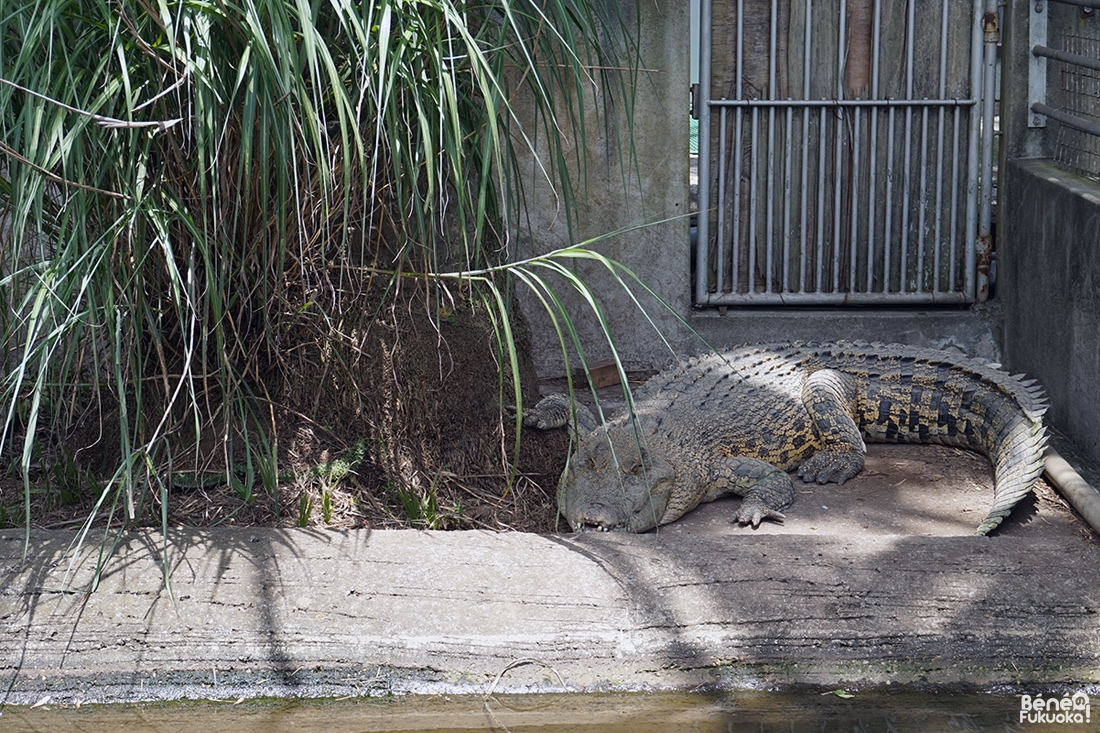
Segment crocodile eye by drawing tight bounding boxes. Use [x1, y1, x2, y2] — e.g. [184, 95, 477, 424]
[627, 448, 650, 475]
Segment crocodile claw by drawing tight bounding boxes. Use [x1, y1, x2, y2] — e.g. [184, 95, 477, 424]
[734, 500, 786, 528]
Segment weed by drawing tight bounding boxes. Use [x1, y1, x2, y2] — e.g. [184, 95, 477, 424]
[296, 493, 313, 528]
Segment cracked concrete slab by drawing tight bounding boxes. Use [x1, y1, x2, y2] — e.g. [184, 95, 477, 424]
[2, 444, 1099, 704]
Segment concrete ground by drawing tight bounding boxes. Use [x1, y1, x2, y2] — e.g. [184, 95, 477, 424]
[2, 443, 1100, 705]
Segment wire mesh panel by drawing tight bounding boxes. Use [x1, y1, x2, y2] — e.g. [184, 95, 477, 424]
[1051, 27, 1100, 176]
[695, 0, 986, 305]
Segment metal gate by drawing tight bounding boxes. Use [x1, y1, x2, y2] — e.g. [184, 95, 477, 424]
[693, 0, 998, 305]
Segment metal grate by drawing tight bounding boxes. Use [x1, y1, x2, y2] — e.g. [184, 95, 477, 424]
[1029, 1, 1100, 179]
[694, 0, 995, 306]
[1053, 31, 1100, 177]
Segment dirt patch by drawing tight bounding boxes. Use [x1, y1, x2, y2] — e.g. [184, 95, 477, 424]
[0, 288, 571, 534]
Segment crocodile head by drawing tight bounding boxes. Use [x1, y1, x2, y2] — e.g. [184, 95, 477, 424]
[559, 430, 677, 533]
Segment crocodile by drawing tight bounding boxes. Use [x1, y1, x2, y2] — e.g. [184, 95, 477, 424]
[524, 342, 1048, 535]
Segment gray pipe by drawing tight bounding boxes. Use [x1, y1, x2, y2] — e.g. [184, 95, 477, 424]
[1045, 449, 1100, 535]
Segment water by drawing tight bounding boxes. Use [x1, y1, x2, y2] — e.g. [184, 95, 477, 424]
[3, 690, 1090, 733]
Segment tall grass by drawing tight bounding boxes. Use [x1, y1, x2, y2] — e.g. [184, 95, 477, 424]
[0, 0, 639, 548]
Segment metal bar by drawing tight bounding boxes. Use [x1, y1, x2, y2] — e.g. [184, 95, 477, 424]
[950, 106, 962, 289]
[733, 108, 744, 290]
[750, 107, 759, 292]
[1043, 0, 1100, 8]
[976, 0, 998, 301]
[736, 0, 745, 291]
[884, 106, 895, 292]
[708, 98, 978, 108]
[933, 109, 946, 292]
[800, 0, 813, 293]
[900, 0, 916, 293]
[736, 0, 744, 99]
[933, 0, 949, 293]
[717, 105, 728, 294]
[849, 108, 861, 292]
[867, 0, 882, 292]
[1032, 102, 1100, 137]
[867, 110, 878, 292]
[1032, 44, 1100, 74]
[833, 0, 847, 292]
[1030, 2, 1049, 127]
[917, 106, 929, 292]
[964, 0, 982, 302]
[783, 107, 793, 293]
[694, 0, 713, 302]
[700, 290, 973, 306]
[833, 113, 844, 292]
[816, 107, 827, 292]
[766, 0, 778, 293]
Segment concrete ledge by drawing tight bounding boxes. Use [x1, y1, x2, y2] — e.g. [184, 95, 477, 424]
[688, 306, 1003, 362]
[3, 446, 1100, 704]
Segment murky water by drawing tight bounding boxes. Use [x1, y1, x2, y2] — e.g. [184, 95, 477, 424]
[0, 690, 1088, 732]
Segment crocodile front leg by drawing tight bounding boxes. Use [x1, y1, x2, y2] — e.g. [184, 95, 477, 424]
[797, 368, 867, 484]
[521, 393, 598, 435]
[663, 456, 794, 528]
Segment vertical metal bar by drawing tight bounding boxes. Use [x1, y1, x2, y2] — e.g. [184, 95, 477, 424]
[1030, 0, 1048, 128]
[867, 0, 882, 292]
[737, 0, 746, 291]
[833, 112, 844, 292]
[976, 0, 998, 301]
[816, 107, 827, 292]
[884, 106, 895, 293]
[783, 107, 793, 293]
[737, 0, 744, 99]
[695, 0, 713, 302]
[717, 105, 728, 294]
[917, 106, 929, 292]
[867, 110, 878, 292]
[933, 0, 950, 293]
[964, 0, 983, 301]
[832, 0, 847, 292]
[766, 0, 779, 293]
[733, 108, 744, 290]
[950, 106, 962, 289]
[899, 0, 915, 293]
[800, 0, 814, 292]
[750, 107, 760, 292]
[849, 108, 861, 291]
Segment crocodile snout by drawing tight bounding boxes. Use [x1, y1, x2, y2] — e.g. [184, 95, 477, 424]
[569, 503, 625, 532]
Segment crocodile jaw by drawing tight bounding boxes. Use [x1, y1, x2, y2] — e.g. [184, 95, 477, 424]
[559, 437, 676, 533]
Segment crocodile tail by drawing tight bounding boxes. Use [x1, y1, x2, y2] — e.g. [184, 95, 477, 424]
[814, 342, 1049, 534]
[975, 376, 1049, 535]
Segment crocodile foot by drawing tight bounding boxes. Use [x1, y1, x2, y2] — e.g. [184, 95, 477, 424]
[797, 449, 865, 484]
[734, 498, 786, 528]
[520, 393, 573, 430]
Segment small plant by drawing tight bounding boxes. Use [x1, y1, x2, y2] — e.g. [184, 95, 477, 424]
[296, 493, 313, 528]
[309, 440, 366, 487]
[321, 490, 333, 524]
[229, 472, 254, 505]
[47, 450, 85, 506]
[395, 485, 440, 529]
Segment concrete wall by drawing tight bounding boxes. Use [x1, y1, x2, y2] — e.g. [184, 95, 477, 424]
[999, 160, 1100, 464]
[998, 0, 1100, 465]
[512, 0, 695, 375]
